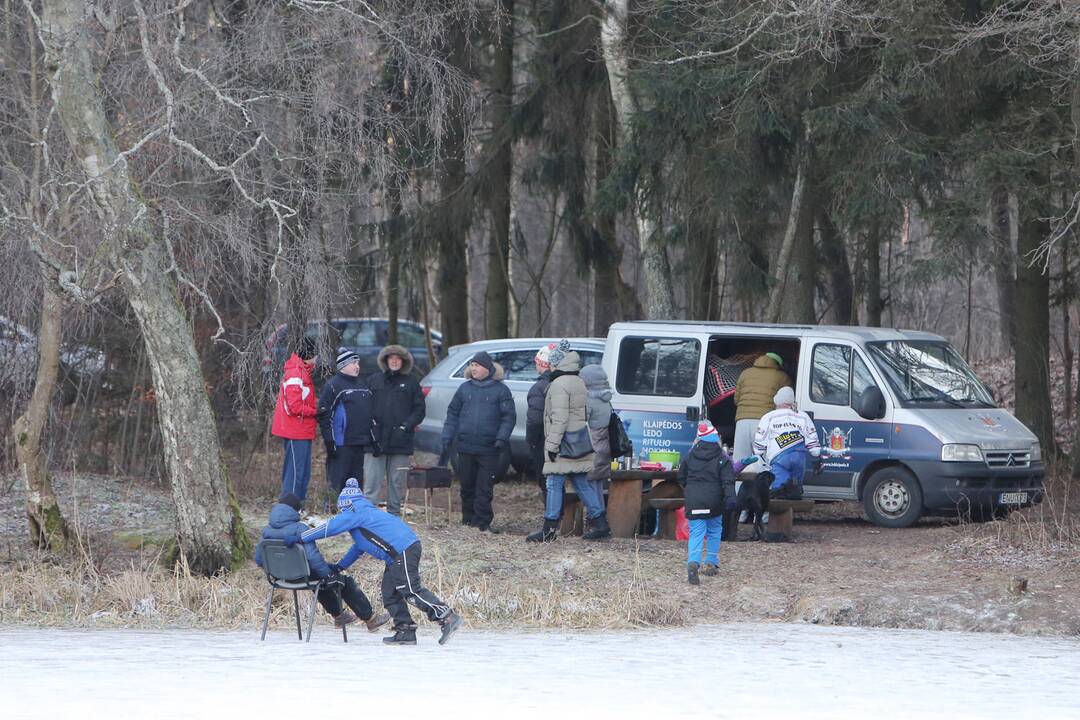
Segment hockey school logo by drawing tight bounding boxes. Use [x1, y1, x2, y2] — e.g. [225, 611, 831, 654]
[823, 427, 853, 460]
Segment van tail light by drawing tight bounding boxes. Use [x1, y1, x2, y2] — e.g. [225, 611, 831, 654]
[421, 385, 431, 397]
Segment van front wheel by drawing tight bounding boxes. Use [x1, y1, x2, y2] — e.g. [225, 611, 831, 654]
[863, 467, 923, 528]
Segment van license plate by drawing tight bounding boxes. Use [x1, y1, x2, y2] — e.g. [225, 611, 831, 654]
[999, 492, 1028, 505]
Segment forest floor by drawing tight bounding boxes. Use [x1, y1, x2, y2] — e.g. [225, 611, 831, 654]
[1, 468, 1079, 637]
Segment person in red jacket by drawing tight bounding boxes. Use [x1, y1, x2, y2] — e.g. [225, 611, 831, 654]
[271, 338, 319, 502]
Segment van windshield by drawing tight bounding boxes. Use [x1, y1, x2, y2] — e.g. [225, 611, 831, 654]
[867, 340, 994, 408]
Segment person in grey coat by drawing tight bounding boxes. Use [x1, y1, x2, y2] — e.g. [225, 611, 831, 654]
[580, 364, 613, 497]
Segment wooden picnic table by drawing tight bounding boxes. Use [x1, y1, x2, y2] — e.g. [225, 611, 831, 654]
[608, 469, 680, 538]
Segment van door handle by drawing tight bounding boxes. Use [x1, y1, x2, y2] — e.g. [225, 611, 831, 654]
[686, 406, 699, 421]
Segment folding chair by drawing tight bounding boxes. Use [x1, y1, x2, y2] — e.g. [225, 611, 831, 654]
[257, 539, 347, 643]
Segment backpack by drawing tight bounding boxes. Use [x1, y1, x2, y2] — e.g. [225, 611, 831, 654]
[607, 412, 633, 458]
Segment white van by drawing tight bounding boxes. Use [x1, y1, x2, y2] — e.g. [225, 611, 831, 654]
[602, 321, 1045, 527]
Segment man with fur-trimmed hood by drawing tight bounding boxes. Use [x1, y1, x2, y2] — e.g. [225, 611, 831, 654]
[365, 345, 426, 516]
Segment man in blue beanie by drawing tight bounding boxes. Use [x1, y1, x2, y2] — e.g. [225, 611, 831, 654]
[296, 479, 463, 646]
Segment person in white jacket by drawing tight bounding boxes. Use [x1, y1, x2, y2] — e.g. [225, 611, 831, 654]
[753, 387, 821, 499]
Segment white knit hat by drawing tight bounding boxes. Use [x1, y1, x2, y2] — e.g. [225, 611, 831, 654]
[773, 386, 796, 407]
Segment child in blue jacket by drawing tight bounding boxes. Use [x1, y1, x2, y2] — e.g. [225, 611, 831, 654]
[297, 479, 462, 646]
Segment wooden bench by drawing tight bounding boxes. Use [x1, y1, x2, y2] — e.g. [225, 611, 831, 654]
[765, 499, 815, 541]
[608, 470, 680, 538]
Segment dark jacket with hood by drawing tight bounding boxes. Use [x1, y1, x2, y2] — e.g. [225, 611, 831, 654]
[442, 363, 516, 456]
[316, 371, 376, 448]
[677, 442, 737, 520]
[525, 371, 553, 450]
[367, 345, 426, 455]
[254, 503, 332, 578]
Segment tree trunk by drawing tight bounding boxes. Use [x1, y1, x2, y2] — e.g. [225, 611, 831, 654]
[591, 85, 640, 330]
[989, 186, 1016, 353]
[865, 223, 884, 327]
[385, 182, 403, 345]
[767, 140, 810, 323]
[13, 278, 71, 552]
[1014, 209, 1055, 454]
[818, 209, 857, 325]
[600, 0, 675, 320]
[435, 25, 472, 347]
[39, 0, 248, 574]
[484, 0, 513, 340]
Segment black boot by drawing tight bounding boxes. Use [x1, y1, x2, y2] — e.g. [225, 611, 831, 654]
[582, 513, 611, 540]
[438, 612, 463, 645]
[687, 562, 700, 586]
[382, 624, 417, 646]
[526, 519, 559, 543]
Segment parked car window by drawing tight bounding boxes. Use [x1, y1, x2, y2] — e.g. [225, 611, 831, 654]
[450, 346, 604, 381]
[339, 320, 377, 347]
[811, 344, 852, 405]
[616, 337, 700, 397]
[396, 323, 428, 348]
[851, 353, 878, 408]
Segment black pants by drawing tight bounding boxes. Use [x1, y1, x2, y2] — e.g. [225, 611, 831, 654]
[455, 452, 499, 527]
[529, 442, 547, 499]
[329, 445, 366, 494]
[381, 542, 452, 629]
[316, 573, 374, 621]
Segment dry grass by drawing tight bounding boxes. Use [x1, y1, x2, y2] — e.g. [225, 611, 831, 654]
[0, 484, 684, 631]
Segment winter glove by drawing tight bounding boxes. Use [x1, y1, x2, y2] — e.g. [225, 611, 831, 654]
[494, 439, 509, 451]
[282, 530, 301, 547]
[324, 440, 337, 459]
[547, 451, 557, 463]
[327, 563, 343, 576]
[813, 457, 824, 474]
[438, 441, 452, 467]
[724, 497, 738, 512]
[372, 443, 383, 459]
[739, 456, 758, 467]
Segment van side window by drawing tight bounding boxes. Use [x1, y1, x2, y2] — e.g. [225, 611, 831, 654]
[811, 344, 852, 405]
[851, 353, 877, 409]
[616, 337, 700, 397]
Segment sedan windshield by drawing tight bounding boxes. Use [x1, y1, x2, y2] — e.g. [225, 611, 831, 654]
[867, 340, 994, 408]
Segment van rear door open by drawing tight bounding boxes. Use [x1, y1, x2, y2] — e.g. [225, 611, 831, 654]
[609, 334, 704, 461]
[800, 338, 893, 499]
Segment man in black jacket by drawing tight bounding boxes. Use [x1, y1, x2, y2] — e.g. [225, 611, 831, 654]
[677, 421, 737, 585]
[525, 343, 556, 500]
[440, 351, 516, 531]
[317, 349, 377, 495]
[365, 345, 426, 516]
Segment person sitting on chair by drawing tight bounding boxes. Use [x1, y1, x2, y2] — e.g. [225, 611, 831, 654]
[297, 479, 463, 647]
[752, 387, 821, 499]
[255, 492, 389, 632]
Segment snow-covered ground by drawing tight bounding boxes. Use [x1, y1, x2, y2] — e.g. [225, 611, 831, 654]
[2, 623, 1078, 719]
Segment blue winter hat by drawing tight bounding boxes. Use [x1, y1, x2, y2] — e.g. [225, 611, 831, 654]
[338, 478, 364, 509]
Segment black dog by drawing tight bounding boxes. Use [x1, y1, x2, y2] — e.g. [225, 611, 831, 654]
[734, 473, 771, 541]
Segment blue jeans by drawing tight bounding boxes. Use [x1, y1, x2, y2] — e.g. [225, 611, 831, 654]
[687, 516, 723, 566]
[544, 473, 605, 521]
[281, 439, 312, 502]
[770, 447, 807, 491]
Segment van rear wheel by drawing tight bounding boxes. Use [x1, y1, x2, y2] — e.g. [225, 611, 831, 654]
[863, 467, 923, 528]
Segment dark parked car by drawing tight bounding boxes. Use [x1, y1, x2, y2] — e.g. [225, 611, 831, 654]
[263, 317, 443, 377]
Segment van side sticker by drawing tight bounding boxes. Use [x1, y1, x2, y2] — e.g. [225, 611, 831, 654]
[823, 427, 853, 461]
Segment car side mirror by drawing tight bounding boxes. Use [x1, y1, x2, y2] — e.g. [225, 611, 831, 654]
[855, 386, 886, 420]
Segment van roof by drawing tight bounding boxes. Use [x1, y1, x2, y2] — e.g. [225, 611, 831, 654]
[609, 321, 944, 344]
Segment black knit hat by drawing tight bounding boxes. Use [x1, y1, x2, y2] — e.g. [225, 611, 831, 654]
[278, 493, 302, 511]
[336, 348, 360, 371]
[470, 351, 495, 376]
[295, 337, 318, 361]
